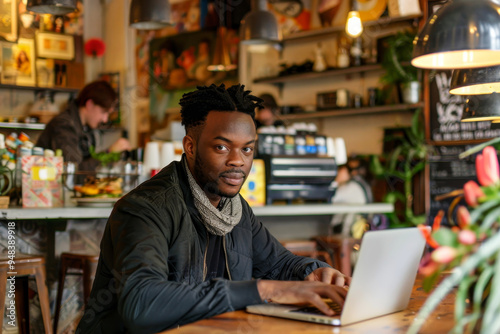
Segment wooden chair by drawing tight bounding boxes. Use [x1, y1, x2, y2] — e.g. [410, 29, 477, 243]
[53, 252, 99, 334]
[0, 254, 52, 334]
[281, 240, 334, 267]
[313, 235, 361, 277]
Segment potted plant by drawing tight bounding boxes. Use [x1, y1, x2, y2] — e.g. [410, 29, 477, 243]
[370, 109, 430, 227]
[408, 139, 500, 333]
[380, 30, 421, 104]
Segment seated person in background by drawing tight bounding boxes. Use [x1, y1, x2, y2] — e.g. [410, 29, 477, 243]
[76, 84, 350, 334]
[331, 157, 374, 237]
[36, 80, 131, 171]
[255, 93, 285, 128]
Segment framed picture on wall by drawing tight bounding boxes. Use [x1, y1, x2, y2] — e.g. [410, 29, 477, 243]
[14, 38, 36, 86]
[36, 32, 75, 60]
[0, 42, 16, 84]
[0, 0, 17, 42]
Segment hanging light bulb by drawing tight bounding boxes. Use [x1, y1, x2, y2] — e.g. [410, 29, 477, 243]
[345, 10, 363, 38]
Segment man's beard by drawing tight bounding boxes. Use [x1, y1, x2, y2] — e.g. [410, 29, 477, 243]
[193, 153, 245, 198]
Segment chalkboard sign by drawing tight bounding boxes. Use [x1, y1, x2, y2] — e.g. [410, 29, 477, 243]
[428, 145, 477, 226]
[428, 71, 500, 143]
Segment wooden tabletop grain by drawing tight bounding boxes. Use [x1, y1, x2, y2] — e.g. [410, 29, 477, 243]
[162, 277, 456, 334]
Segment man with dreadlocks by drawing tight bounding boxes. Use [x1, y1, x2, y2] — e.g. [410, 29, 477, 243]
[76, 84, 349, 334]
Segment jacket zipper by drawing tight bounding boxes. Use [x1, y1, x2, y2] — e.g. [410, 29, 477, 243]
[223, 237, 232, 280]
[202, 231, 209, 281]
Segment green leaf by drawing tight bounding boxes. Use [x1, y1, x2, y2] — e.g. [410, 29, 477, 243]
[482, 249, 500, 332]
[432, 228, 458, 247]
[454, 275, 476, 332]
[459, 137, 500, 159]
[480, 206, 500, 232]
[470, 199, 500, 224]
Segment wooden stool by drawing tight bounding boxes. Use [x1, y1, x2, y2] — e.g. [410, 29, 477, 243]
[53, 252, 99, 334]
[0, 254, 52, 334]
[281, 240, 334, 267]
[313, 235, 361, 276]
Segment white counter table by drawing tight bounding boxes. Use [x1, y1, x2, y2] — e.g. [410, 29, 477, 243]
[0, 203, 394, 220]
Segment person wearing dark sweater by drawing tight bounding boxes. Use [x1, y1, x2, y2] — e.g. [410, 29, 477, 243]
[36, 80, 131, 171]
[76, 84, 349, 334]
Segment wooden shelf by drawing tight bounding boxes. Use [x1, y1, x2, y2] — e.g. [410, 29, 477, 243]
[0, 122, 46, 130]
[282, 14, 422, 42]
[0, 84, 79, 94]
[254, 64, 383, 85]
[280, 102, 425, 120]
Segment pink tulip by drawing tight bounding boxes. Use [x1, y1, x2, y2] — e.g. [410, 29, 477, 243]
[418, 253, 439, 277]
[463, 180, 485, 207]
[456, 206, 471, 228]
[431, 246, 457, 264]
[476, 146, 500, 186]
[458, 230, 476, 245]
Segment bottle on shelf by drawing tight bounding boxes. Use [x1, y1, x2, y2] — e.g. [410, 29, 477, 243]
[337, 33, 350, 69]
[350, 37, 363, 67]
[313, 42, 327, 72]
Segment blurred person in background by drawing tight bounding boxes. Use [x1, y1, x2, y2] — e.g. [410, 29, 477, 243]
[37, 80, 131, 171]
[255, 93, 284, 129]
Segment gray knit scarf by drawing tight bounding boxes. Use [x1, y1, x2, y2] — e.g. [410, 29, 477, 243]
[184, 159, 242, 236]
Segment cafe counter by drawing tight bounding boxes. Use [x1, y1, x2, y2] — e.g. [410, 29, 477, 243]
[0, 203, 394, 220]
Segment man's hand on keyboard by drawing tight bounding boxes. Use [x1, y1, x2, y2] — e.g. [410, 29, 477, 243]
[305, 267, 351, 289]
[257, 280, 348, 316]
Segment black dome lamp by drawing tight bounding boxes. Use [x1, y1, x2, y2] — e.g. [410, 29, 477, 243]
[240, 0, 281, 45]
[27, 0, 77, 15]
[461, 93, 500, 122]
[129, 0, 172, 30]
[412, 0, 500, 70]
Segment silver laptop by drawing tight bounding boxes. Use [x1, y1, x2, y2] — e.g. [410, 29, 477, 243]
[246, 227, 426, 326]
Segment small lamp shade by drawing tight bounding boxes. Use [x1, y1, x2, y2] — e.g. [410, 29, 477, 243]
[129, 0, 172, 30]
[450, 65, 500, 95]
[27, 0, 76, 15]
[461, 93, 500, 122]
[412, 0, 500, 69]
[240, 0, 281, 44]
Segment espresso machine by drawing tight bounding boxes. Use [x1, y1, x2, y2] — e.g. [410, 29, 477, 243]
[262, 155, 338, 204]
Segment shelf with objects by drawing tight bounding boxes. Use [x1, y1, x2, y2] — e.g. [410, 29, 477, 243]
[0, 84, 80, 94]
[279, 14, 423, 43]
[278, 101, 425, 120]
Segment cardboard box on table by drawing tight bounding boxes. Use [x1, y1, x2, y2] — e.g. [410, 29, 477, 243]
[22, 156, 64, 208]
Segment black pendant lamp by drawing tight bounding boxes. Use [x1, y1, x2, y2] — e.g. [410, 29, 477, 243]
[450, 65, 500, 95]
[27, 0, 76, 15]
[240, 0, 281, 44]
[461, 93, 500, 122]
[412, 0, 500, 70]
[129, 0, 172, 30]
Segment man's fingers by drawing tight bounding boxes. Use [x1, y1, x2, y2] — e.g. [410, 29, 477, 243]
[321, 270, 334, 283]
[334, 274, 346, 287]
[308, 294, 334, 316]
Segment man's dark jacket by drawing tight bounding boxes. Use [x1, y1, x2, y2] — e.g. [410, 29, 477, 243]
[76, 159, 330, 334]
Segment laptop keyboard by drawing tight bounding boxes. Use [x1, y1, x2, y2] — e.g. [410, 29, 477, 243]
[290, 300, 342, 315]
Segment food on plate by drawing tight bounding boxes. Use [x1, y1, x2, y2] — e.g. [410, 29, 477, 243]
[74, 177, 123, 198]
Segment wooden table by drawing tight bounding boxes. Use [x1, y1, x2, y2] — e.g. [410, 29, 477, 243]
[163, 277, 455, 334]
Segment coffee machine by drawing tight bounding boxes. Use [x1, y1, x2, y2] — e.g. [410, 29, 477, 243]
[262, 155, 338, 204]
